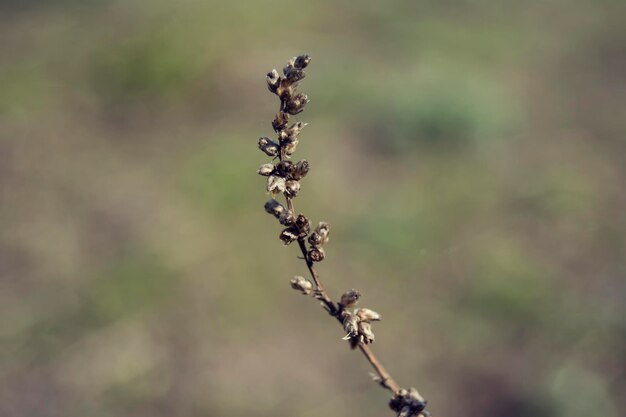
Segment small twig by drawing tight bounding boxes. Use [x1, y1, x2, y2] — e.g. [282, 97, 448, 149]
[258, 54, 430, 417]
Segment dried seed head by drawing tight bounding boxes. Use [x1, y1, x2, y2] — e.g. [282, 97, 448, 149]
[280, 122, 307, 143]
[342, 311, 359, 340]
[264, 199, 286, 218]
[266, 175, 286, 194]
[315, 222, 330, 244]
[294, 54, 311, 69]
[308, 232, 323, 247]
[278, 210, 295, 226]
[272, 112, 289, 132]
[257, 163, 274, 176]
[356, 308, 381, 322]
[283, 139, 299, 156]
[340, 289, 361, 308]
[258, 137, 279, 157]
[266, 69, 280, 94]
[290, 275, 313, 295]
[284, 93, 309, 115]
[275, 160, 295, 177]
[279, 227, 298, 245]
[358, 321, 375, 344]
[284, 180, 301, 198]
[294, 214, 310, 235]
[389, 388, 427, 417]
[291, 160, 310, 180]
[308, 246, 325, 262]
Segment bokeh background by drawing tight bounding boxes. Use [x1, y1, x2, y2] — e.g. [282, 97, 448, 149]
[1, 1, 625, 416]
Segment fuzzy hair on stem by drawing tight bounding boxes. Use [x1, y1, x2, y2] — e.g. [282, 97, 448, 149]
[257, 54, 431, 417]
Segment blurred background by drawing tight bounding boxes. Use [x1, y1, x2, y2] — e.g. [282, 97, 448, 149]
[1, 1, 625, 416]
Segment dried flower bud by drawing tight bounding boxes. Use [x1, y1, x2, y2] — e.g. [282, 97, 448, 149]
[275, 160, 294, 177]
[258, 137, 279, 157]
[389, 388, 427, 417]
[356, 308, 381, 322]
[358, 321, 375, 344]
[340, 289, 361, 308]
[266, 175, 286, 194]
[291, 160, 310, 180]
[283, 139, 298, 156]
[308, 232, 323, 247]
[284, 180, 300, 197]
[266, 69, 280, 94]
[264, 199, 286, 218]
[272, 112, 289, 132]
[283, 59, 306, 84]
[290, 275, 313, 295]
[308, 246, 325, 262]
[342, 311, 359, 340]
[279, 227, 298, 245]
[294, 214, 310, 235]
[280, 122, 306, 143]
[257, 163, 274, 176]
[278, 210, 295, 226]
[294, 54, 311, 69]
[315, 222, 330, 244]
[284, 93, 309, 115]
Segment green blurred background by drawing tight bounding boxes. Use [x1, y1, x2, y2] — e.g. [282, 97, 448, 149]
[1, 1, 625, 416]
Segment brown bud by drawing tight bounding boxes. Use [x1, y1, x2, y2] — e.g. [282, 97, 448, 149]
[275, 160, 295, 177]
[257, 163, 274, 176]
[284, 180, 300, 198]
[279, 122, 306, 143]
[294, 214, 310, 235]
[284, 93, 309, 115]
[272, 112, 289, 132]
[258, 137, 279, 157]
[340, 289, 361, 308]
[342, 311, 359, 340]
[308, 246, 325, 262]
[278, 210, 295, 226]
[266, 69, 280, 94]
[314, 222, 330, 245]
[264, 199, 286, 218]
[290, 275, 313, 295]
[294, 54, 311, 69]
[283, 139, 298, 156]
[291, 160, 309, 180]
[356, 308, 381, 322]
[279, 227, 298, 245]
[308, 232, 323, 247]
[389, 388, 427, 417]
[358, 321, 375, 344]
[266, 175, 286, 194]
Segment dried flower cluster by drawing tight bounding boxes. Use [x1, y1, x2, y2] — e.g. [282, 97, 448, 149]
[257, 54, 430, 417]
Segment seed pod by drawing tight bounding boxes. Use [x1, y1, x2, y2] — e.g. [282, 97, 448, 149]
[264, 199, 286, 218]
[290, 275, 313, 295]
[294, 54, 311, 69]
[284, 180, 300, 198]
[308, 232, 323, 247]
[308, 246, 325, 262]
[257, 163, 274, 176]
[342, 311, 359, 340]
[284, 93, 309, 115]
[291, 160, 309, 180]
[358, 321, 375, 344]
[356, 308, 381, 322]
[272, 112, 289, 132]
[258, 137, 279, 157]
[280, 122, 306, 143]
[266, 175, 286, 194]
[294, 214, 310, 235]
[283, 139, 298, 156]
[266, 69, 280, 94]
[315, 222, 330, 244]
[275, 160, 294, 177]
[389, 388, 427, 417]
[278, 210, 295, 226]
[340, 289, 361, 308]
[279, 227, 298, 245]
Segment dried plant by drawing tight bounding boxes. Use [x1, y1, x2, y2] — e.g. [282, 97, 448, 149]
[257, 54, 430, 417]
